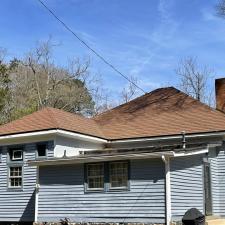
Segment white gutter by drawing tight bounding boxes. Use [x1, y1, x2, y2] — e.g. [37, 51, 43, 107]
[162, 155, 171, 225]
[111, 131, 225, 144]
[173, 148, 208, 157]
[0, 129, 107, 144]
[0, 129, 224, 145]
[0, 130, 57, 140]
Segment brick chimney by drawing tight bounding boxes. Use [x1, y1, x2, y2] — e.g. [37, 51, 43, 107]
[215, 78, 225, 112]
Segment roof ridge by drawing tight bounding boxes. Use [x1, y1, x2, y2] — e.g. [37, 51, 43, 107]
[46, 107, 94, 121]
[44, 107, 106, 138]
[172, 88, 225, 117]
[93, 86, 175, 120]
[2, 87, 225, 140]
[94, 85, 225, 119]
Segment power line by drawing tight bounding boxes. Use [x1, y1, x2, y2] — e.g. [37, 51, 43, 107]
[37, 0, 146, 94]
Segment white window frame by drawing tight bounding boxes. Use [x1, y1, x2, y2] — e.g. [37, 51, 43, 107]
[12, 150, 23, 161]
[109, 161, 128, 190]
[86, 163, 104, 191]
[8, 166, 23, 188]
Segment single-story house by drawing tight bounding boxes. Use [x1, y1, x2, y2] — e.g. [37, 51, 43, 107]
[1, 79, 225, 225]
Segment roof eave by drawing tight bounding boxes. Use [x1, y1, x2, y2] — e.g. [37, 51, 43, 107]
[0, 128, 225, 145]
[109, 130, 225, 143]
[0, 128, 107, 144]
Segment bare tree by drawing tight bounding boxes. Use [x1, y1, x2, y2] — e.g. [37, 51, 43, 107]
[0, 38, 115, 122]
[120, 76, 139, 103]
[0, 48, 7, 63]
[0, 39, 97, 122]
[216, 0, 225, 17]
[92, 87, 115, 115]
[176, 57, 212, 102]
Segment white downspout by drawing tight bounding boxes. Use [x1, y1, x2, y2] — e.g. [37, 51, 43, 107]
[35, 166, 39, 223]
[162, 155, 171, 225]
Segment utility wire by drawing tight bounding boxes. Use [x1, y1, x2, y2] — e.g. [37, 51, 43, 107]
[37, 0, 146, 94]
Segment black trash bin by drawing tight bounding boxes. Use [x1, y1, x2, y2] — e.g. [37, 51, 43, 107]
[182, 208, 205, 225]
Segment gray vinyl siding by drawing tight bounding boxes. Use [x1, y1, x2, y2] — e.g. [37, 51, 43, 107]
[38, 158, 165, 223]
[46, 141, 54, 158]
[0, 140, 54, 222]
[210, 145, 225, 216]
[209, 147, 220, 216]
[170, 155, 204, 221]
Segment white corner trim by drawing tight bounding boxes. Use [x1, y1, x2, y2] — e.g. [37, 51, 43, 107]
[34, 166, 39, 223]
[162, 155, 171, 225]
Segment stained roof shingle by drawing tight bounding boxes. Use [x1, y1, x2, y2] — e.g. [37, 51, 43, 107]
[94, 87, 225, 139]
[0, 107, 105, 139]
[1, 87, 225, 140]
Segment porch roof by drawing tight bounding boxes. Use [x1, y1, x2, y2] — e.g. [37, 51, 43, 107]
[28, 144, 209, 166]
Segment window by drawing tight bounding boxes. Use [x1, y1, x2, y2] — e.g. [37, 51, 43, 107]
[10, 149, 23, 161]
[87, 163, 104, 190]
[85, 161, 129, 192]
[9, 166, 22, 188]
[37, 144, 47, 158]
[109, 162, 128, 189]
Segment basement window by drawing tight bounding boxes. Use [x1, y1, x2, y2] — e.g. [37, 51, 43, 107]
[37, 143, 47, 158]
[9, 166, 22, 188]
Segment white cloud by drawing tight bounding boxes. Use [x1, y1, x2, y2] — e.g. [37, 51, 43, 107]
[150, 0, 179, 47]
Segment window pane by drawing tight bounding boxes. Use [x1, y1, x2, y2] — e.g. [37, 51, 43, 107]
[88, 177, 104, 189]
[87, 164, 104, 189]
[37, 144, 46, 157]
[9, 167, 22, 188]
[13, 150, 22, 159]
[88, 164, 104, 176]
[10, 149, 23, 161]
[110, 162, 128, 188]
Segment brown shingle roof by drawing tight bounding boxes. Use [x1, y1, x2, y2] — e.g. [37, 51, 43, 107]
[0, 107, 105, 139]
[94, 87, 225, 139]
[1, 87, 225, 140]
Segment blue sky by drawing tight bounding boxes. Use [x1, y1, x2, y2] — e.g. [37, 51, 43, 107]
[1, 0, 225, 101]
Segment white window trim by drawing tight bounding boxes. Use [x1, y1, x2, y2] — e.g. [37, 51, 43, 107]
[8, 166, 23, 188]
[12, 150, 23, 161]
[86, 163, 104, 191]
